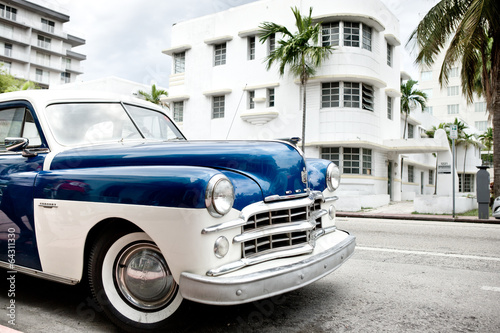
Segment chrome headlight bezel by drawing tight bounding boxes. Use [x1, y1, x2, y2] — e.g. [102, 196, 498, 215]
[205, 174, 235, 217]
[326, 162, 341, 191]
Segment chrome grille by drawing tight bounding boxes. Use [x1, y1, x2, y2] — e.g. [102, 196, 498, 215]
[241, 199, 323, 258]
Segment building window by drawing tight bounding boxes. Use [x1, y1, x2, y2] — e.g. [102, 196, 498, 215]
[322, 82, 373, 111]
[41, 18, 55, 33]
[408, 123, 414, 138]
[248, 90, 255, 109]
[174, 52, 185, 74]
[4, 43, 12, 57]
[248, 36, 255, 60]
[0, 23, 13, 38]
[343, 147, 360, 174]
[475, 102, 486, 113]
[475, 121, 488, 132]
[421, 71, 432, 81]
[450, 67, 459, 78]
[36, 68, 49, 84]
[173, 101, 184, 122]
[0, 4, 17, 21]
[64, 58, 71, 70]
[362, 25, 372, 51]
[459, 174, 474, 192]
[214, 43, 226, 66]
[268, 33, 275, 54]
[267, 88, 275, 107]
[212, 96, 225, 118]
[60, 72, 70, 83]
[1, 61, 11, 73]
[423, 106, 433, 115]
[343, 22, 360, 47]
[387, 43, 392, 67]
[321, 147, 340, 166]
[36, 52, 50, 66]
[322, 147, 372, 175]
[408, 165, 414, 183]
[422, 88, 433, 98]
[447, 104, 459, 114]
[447, 86, 459, 96]
[387, 96, 392, 120]
[429, 170, 434, 185]
[362, 149, 372, 175]
[322, 22, 339, 47]
[37, 35, 51, 49]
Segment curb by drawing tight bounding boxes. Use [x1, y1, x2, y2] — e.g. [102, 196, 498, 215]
[337, 212, 500, 224]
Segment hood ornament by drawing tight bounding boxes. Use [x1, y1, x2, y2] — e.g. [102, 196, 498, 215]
[301, 167, 308, 184]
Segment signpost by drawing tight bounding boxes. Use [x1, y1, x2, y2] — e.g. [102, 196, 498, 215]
[450, 124, 458, 218]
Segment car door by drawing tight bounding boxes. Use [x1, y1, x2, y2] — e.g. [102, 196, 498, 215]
[0, 102, 47, 270]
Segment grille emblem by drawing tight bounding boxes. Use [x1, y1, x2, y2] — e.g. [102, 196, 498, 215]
[301, 168, 308, 184]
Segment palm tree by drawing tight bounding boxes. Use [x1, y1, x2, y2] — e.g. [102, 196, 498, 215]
[5, 80, 38, 92]
[137, 84, 169, 108]
[407, 0, 500, 197]
[259, 7, 333, 152]
[400, 79, 427, 139]
[478, 127, 493, 166]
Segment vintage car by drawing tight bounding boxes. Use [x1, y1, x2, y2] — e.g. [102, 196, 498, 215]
[0, 90, 355, 331]
[492, 197, 500, 219]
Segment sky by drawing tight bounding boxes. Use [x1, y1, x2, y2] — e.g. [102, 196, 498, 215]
[45, 0, 440, 88]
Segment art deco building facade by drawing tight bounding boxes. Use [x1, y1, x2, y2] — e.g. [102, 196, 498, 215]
[0, 0, 85, 88]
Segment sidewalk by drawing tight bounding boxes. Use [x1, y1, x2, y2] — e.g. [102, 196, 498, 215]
[337, 201, 500, 224]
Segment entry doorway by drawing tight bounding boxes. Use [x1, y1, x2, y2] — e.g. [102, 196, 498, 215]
[387, 161, 392, 200]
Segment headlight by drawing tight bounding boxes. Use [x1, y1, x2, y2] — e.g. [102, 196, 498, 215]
[206, 174, 235, 217]
[326, 163, 341, 191]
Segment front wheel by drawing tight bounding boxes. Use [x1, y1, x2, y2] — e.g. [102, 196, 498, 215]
[88, 229, 183, 332]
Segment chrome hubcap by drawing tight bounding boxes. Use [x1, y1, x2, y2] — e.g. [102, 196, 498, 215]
[115, 243, 177, 310]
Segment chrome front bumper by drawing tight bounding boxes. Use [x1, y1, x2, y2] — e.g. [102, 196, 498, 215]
[179, 233, 355, 305]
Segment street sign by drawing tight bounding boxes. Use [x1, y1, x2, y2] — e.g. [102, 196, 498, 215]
[450, 124, 458, 139]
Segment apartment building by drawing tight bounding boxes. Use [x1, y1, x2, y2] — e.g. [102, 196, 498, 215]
[0, 0, 85, 88]
[162, 0, 481, 212]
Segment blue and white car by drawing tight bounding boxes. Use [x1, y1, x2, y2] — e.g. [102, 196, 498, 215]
[0, 90, 355, 331]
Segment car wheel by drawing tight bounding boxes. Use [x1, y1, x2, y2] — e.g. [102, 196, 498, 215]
[88, 229, 183, 331]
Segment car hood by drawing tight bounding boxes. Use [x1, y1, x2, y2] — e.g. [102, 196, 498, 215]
[48, 140, 309, 199]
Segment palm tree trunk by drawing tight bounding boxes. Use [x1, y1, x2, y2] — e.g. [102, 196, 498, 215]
[434, 155, 438, 195]
[301, 82, 307, 152]
[463, 146, 467, 193]
[403, 113, 408, 139]
[492, 37, 500, 198]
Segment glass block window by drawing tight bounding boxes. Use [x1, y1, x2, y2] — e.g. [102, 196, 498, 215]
[322, 22, 340, 46]
[459, 174, 474, 192]
[212, 96, 225, 118]
[387, 43, 392, 67]
[173, 101, 184, 122]
[214, 43, 226, 66]
[362, 25, 372, 51]
[174, 52, 185, 74]
[429, 170, 434, 185]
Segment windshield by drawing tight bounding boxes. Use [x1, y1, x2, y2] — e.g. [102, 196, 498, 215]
[45, 102, 185, 146]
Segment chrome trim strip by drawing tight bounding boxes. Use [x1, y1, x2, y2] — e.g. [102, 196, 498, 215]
[207, 243, 314, 276]
[202, 191, 324, 234]
[233, 220, 316, 243]
[264, 192, 309, 202]
[324, 195, 339, 203]
[180, 234, 356, 305]
[0, 262, 78, 285]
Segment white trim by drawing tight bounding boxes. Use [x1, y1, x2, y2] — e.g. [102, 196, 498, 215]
[162, 44, 191, 56]
[238, 28, 262, 38]
[203, 89, 232, 96]
[204, 35, 233, 45]
[312, 13, 385, 32]
[384, 34, 401, 46]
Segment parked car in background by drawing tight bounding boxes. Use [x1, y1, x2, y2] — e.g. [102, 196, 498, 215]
[0, 90, 355, 331]
[492, 197, 500, 219]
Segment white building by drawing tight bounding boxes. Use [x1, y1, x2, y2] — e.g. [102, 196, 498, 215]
[163, 0, 481, 212]
[0, 0, 85, 88]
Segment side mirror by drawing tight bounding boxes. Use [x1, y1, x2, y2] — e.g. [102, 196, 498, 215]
[5, 137, 29, 152]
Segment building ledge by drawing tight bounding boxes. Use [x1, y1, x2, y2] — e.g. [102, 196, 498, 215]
[240, 110, 279, 125]
[162, 44, 192, 56]
[238, 28, 263, 38]
[384, 34, 401, 46]
[312, 13, 385, 32]
[162, 95, 190, 102]
[204, 35, 233, 45]
[308, 74, 387, 88]
[203, 89, 232, 96]
[385, 88, 401, 97]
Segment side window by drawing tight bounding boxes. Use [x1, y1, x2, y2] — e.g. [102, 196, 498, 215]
[0, 107, 41, 151]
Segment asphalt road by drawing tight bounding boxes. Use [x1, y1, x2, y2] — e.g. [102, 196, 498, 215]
[1, 217, 499, 332]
